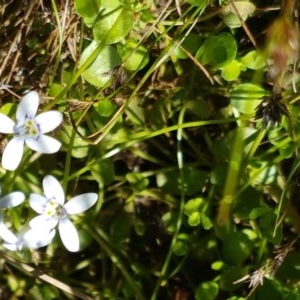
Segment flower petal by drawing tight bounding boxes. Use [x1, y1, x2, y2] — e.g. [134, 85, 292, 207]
[16, 91, 39, 121]
[0, 191, 25, 208]
[2, 242, 18, 251]
[25, 135, 61, 154]
[2, 137, 25, 171]
[0, 214, 17, 243]
[29, 194, 48, 213]
[43, 175, 65, 204]
[29, 215, 58, 230]
[23, 228, 55, 249]
[35, 111, 63, 133]
[58, 217, 79, 252]
[64, 193, 98, 215]
[0, 113, 15, 133]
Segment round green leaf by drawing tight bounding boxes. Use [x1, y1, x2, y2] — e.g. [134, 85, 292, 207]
[93, 5, 133, 44]
[184, 198, 204, 216]
[118, 40, 149, 71]
[188, 212, 201, 226]
[197, 33, 237, 67]
[172, 233, 191, 256]
[161, 211, 178, 233]
[110, 214, 132, 245]
[231, 83, 267, 114]
[75, 0, 101, 19]
[221, 60, 241, 81]
[79, 42, 122, 87]
[174, 33, 202, 59]
[195, 282, 219, 300]
[241, 50, 265, 70]
[95, 98, 115, 117]
[222, 1, 256, 29]
[221, 232, 254, 265]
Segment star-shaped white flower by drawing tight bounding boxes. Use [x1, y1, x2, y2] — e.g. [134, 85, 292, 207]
[0, 91, 63, 170]
[29, 175, 98, 252]
[0, 191, 25, 243]
[3, 227, 55, 251]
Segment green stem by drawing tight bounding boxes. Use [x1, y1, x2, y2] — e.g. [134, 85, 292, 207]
[62, 127, 76, 192]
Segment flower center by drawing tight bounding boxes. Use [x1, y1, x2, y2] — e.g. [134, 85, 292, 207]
[14, 117, 40, 139]
[44, 201, 66, 220]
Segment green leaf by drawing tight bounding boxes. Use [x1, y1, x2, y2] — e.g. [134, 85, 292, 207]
[221, 60, 241, 81]
[118, 40, 149, 71]
[94, 98, 115, 117]
[161, 211, 178, 233]
[221, 1, 256, 29]
[110, 214, 132, 245]
[156, 168, 207, 194]
[126, 172, 149, 192]
[248, 162, 278, 185]
[230, 83, 267, 114]
[241, 50, 265, 70]
[91, 158, 115, 186]
[93, 4, 133, 44]
[195, 282, 219, 300]
[200, 212, 213, 229]
[232, 186, 261, 219]
[79, 42, 122, 87]
[197, 32, 237, 67]
[75, 0, 101, 19]
[48, 83, 64, 97]
[219, 266, 247, 291]
[184, 198, 204, 216]
[221, 232, 254, 265]
[188, 211, 201, 226]
[58, 125, 89, 158]
[255, 278, 282, 300]
[0, 103, 15, 115]
[174, 33, 202, 59]
[249, 206, 272, 219]
[172, 233, 191, 256]
[186, 98, 211, 119]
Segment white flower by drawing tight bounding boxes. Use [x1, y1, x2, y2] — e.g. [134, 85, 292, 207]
[29, 175, 98, 252]
[3, 227, 55, 251]
[0, 191, 25, 243]
[0, 91, 63, 170]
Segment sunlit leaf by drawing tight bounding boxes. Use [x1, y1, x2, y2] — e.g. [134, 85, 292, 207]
[94, 98, 115, 117]
[79, 42, 122, 87]
[75, 0, 101, 27]
[241, 50, 265, 70]
[222, 1, 256, 29]
[93, 2, 133, 44]
[231, 83, 267, 114]
[221, 60, 241, 81]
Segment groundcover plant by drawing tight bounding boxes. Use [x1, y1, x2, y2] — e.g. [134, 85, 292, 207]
[0, 0, 300, 299]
